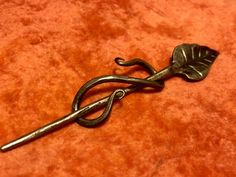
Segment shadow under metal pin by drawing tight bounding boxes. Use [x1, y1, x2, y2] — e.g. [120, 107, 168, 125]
[0, 43, 219, 152]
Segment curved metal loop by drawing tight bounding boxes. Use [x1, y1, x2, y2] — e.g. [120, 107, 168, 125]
[72, 58, 164, 127]
[72, 75, 163, 112]
[76, 89, 125, 127]
[114, 57, 158, 75]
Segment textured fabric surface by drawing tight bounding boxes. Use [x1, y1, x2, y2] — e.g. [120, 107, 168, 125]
[0, 0, 235, 177]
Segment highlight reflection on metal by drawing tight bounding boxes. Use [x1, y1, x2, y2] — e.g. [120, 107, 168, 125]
[0, 43, 219, 152]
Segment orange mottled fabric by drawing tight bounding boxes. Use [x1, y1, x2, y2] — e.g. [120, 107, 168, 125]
[0, 0, 235, 177]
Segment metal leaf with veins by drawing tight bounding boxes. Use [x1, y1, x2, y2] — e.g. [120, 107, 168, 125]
[171, 44, 219, 81]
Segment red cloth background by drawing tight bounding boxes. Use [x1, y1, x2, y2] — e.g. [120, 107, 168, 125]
[0, 0, 235, 176]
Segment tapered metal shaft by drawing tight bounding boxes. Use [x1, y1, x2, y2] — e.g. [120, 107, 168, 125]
[0, 96, 110, 152]
[0, 66, 172, 152]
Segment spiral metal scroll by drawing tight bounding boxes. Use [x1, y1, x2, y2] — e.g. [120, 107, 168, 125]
[72, 58, 164, 127]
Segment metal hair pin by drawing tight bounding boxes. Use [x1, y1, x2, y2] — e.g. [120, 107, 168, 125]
[0, 43, 219, 152]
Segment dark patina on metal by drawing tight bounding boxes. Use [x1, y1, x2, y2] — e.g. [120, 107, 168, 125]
[0, 43, 219, 152]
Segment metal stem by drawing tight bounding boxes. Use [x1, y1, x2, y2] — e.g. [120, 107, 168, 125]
[0, 66, 173, 152]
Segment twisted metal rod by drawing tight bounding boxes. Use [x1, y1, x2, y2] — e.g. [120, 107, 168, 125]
[73, 58, 164, 127]
[0, 58, 172, 152]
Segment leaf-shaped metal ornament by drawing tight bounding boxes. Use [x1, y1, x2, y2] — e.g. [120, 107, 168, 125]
[170, 44, 219, 81]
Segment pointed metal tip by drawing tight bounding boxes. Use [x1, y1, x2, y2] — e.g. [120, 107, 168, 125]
[0, 142, 15, 152]
[0, 145, 8, 152]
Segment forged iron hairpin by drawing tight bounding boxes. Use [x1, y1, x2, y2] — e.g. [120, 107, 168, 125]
[0, 43, 219, 152]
